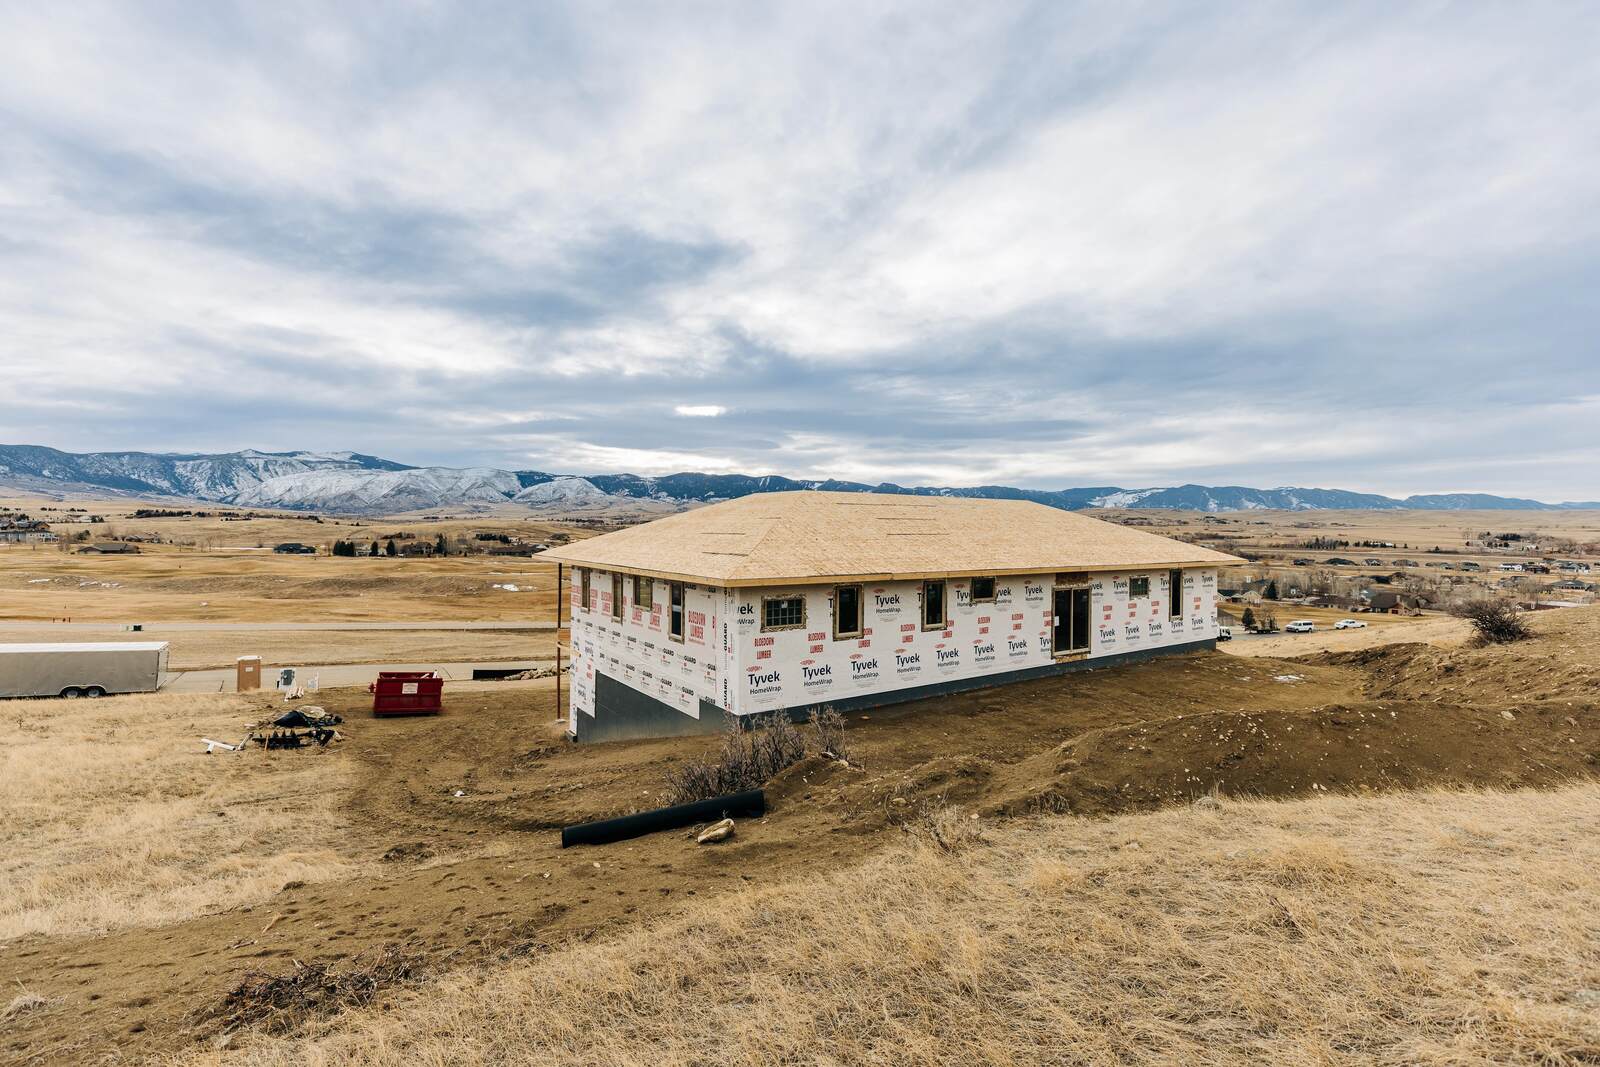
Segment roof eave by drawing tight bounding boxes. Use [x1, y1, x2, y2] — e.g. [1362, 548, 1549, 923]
[537, 555, 1246, 589]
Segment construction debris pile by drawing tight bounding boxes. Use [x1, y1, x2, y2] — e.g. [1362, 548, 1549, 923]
[202, 707, 346, 754]
[506, 664, 571, 681]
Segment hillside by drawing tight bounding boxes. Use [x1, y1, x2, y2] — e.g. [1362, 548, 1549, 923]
[181, 784, 1600, 1067]
[4, 445, 1599, 515]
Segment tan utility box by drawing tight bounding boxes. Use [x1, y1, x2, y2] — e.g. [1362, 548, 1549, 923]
[237, 655, 262, 692]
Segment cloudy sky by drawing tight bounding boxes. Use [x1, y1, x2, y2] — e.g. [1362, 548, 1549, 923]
[2, 2, 1597, 499]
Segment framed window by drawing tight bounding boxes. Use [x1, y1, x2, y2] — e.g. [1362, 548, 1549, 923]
[1168, 569, 1183, 618]
[922, 579, 946, 629]
[1129, 576, 1150, 599]
[580, 568, 592, 611]
[970, 576, 996, 602]
[833, 584, 862, 639]
[611, 573, 623, 621]
[633, 574, 652, 612]
[762, 594, 806, 632]
[668, 582, 685, 641]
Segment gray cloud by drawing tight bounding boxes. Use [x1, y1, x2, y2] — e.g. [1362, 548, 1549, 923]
[1, 1, 1597, 499]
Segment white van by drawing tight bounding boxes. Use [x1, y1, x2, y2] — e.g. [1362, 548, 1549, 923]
[1284, 620, 1315, 633]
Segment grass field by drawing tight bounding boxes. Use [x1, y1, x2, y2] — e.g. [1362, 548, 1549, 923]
[0, 549, 561, 623]
[0, 691, 368, 943]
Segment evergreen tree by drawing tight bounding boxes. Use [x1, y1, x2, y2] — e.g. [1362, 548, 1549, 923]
[386, 538, 398, 557]
[434, 533, 448, 556]
[1265, 580, 1280, 600]
[1242, 607, 1256, 631]
[370, 540, 381, 557]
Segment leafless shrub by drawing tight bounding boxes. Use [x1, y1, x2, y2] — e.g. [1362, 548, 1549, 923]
[663, 713, 809, 805]
[2, 989, 49, 1021]
[903, 802, 987, 854]
[1454, 599, 1532, 644]
[807, 705, 850, 762]
[210, 945, 427, 1036]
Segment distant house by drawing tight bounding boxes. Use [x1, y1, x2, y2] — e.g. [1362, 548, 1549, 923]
[273, 543, 316, 555]
[1393, 559, 1418, 568]
[487, 543, 548, 557]
[78, 542, 139, 554]
[1551, 579, 1593, 592]
[1363, 557, 1384, 566]
[1368, 591, 1425, 613]
[1325, 557, 1357, 566]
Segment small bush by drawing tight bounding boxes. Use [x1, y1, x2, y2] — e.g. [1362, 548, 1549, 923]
[808, 705, 850, 762]
[2, 990, 49, 1022]
[663, 713, 809, 805]
[904, 803, 986, 854]
[1454, 599, 1531, 644]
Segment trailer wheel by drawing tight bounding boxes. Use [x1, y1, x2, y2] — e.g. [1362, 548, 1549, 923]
[60, 687, 82, 698]
[83, 686, 106, 698]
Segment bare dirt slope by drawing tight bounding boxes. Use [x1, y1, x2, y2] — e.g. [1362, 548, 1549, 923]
[3, 608, 1599, 1064]
[1312, 604, 1600, 705]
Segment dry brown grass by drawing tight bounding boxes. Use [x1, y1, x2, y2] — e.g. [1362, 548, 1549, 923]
[0, 545, 562, 622]
[0, 626, 554, 671]
[0, 691, 369, 942]
[180, 784, 1600, 1066]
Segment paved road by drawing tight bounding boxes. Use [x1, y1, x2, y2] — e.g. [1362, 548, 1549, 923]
[1, 621, 556, 632]
[162, 658, 557, 693]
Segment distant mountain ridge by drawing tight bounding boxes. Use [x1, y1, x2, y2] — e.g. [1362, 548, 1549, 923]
[2, 445, 1596, 515]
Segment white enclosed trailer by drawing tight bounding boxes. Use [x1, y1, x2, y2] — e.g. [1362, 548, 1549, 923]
[0, 642, 171, 698]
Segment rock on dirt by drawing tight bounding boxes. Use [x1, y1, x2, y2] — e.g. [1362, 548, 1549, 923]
[696, 818, 735, 844]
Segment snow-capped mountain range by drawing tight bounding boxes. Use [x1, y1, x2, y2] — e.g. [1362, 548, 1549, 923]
[1, 445, 1595, 515]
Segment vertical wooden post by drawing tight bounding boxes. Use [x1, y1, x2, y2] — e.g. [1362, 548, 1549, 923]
[554, 562, 564, 724]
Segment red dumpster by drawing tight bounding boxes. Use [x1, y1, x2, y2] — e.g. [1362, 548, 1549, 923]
[369, 671, 443, 717]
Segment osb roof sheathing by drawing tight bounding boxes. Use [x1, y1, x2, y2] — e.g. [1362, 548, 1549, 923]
[542, 491, 1245, 587]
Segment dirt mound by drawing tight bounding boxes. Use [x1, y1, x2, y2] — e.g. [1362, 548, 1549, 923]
[981, 701, 1600, 816]
[1314, 630, 1600, 704]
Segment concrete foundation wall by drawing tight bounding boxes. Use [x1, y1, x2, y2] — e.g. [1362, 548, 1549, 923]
[566, 569, 730, 738]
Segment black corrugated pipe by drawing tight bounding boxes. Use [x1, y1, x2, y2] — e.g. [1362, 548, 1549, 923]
[560, 790, 766, 848]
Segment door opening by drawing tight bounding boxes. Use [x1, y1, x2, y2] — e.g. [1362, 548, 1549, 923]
[1053, 587, 1092, 655]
